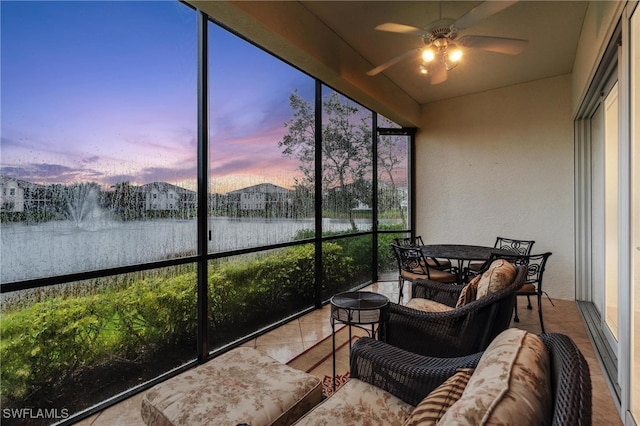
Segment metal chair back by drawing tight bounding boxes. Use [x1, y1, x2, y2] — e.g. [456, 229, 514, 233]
[494, 236, 535, 256]
[393, 236, 425, 248]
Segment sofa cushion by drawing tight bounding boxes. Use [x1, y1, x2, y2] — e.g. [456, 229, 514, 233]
[403, 368, 475, 426]
[406, 298, 453, 312]
[141, 347, 322, 426]
[294, 378, 414, 425]
[475, 259, 517, 299]
[455, 275, 480, 307]
[438, 328, 552, 425]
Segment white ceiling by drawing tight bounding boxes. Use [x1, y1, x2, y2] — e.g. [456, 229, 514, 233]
[299, 1, 588, 104]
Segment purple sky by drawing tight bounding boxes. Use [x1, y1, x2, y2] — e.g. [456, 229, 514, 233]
[1, 1, 313, 193]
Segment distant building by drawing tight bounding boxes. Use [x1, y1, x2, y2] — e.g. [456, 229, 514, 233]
[226, 183, 292, 215]
[0, 176, 50, 214]
[138, 182, 196, 212]
[352, 201, 372, 212]
[0, 176, 25, 212]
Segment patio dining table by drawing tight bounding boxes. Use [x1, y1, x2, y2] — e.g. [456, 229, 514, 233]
[420, 244, 515, 283]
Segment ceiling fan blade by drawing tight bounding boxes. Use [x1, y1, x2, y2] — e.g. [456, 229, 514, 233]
[453, 1, 519, 31]
[430, 61, 447, 85]
[374, 22, 425, 36]
[458, 35, 528, 55]
[367, 48, 419, 76]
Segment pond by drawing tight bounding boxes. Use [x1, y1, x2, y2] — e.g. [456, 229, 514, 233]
[1, 216, 375, 283]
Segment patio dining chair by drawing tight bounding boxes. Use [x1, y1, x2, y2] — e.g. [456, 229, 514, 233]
[391, 243, 458, 304]
[467, 236, 535, 273]
[509, 252, 553, 333]
[393, 236, 452, 270]
[473, 252, 553, 333]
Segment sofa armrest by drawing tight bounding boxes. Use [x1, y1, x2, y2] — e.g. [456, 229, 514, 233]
[349, 337, 481, 407]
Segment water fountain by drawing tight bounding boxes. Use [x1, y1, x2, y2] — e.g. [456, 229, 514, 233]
[64, 183, 108, 228]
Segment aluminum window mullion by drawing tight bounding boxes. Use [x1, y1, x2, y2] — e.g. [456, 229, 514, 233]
[196, 10, 209, 362]
[314, 80, 323, 308]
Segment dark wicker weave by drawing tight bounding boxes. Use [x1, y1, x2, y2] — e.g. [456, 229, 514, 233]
[382, 265, 526, 357]
[350, 333, 592, 425]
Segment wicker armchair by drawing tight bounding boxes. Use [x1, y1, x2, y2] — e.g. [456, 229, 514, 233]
[349, 333, 592, 425]
[382, 265, 526, 357]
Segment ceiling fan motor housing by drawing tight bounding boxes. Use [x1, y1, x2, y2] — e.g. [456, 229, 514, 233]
[422, 18, 457, 44]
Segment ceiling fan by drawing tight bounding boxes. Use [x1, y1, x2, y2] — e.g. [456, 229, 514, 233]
[367, 1, 528, 85]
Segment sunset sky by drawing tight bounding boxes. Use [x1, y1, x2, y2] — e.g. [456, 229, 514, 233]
[1, 0, 314, 193]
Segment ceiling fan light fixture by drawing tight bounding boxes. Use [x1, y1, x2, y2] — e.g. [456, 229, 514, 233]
[443, 56, 458, 71]
[421, 47, 435, 62]
[369, 1, 526, 79]
[443, 45, 462, 71]
[447, 45, 463, 62]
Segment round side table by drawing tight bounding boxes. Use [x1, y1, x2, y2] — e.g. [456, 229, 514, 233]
[329, 291, 389, 391]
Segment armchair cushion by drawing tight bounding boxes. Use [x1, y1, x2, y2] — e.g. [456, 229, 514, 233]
[405, 298, 454, 312]
[403, 368, 474, 426]
[439, 328, 552, 425]
[475, 259, 517, 299]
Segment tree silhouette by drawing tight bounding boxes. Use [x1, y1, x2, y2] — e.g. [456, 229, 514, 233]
[279, 90, 372, 230]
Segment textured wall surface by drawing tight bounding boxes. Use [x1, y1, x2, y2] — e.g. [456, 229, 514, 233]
[416, 74, 575, 300]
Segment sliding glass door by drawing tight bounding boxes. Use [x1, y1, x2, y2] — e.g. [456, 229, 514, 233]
[630, 5, 639, 422]
[603, 81, 620, 348]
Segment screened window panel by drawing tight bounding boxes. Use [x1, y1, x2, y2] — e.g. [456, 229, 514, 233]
[208, 23, 316, 253]
[0, 1, 198, 282]
[0, 266, 197, 419]
[377, 125, 409, 232]
[208, 245, 315, 352]
[378, 232, 409, 276]
[320, 87, 373, 236]
[321, 235, 373, 300]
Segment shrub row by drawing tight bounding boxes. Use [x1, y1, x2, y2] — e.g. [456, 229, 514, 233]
[0, 242, 352, 407]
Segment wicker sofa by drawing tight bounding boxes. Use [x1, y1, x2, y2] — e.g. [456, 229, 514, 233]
[294, 329, 592, 425]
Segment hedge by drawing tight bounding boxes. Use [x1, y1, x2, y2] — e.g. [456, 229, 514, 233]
[0, 242, 352, 407]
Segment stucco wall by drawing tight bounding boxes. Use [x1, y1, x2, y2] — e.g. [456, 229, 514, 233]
[415, 74, 575, 300]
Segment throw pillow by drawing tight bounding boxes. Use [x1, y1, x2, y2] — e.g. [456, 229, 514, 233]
[475, 259, 517, 299]
[455, 275, 481, 307]
[438, 328, 552, 425]
[403, 368, 475, 426]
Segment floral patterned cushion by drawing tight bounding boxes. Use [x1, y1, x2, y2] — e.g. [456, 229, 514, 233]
[455, 275, 481, 307]
[406, 298, 454, 312]
[403, 368, 475, 426]
[438, 328, 552, 425]
[475, 259, 517, 299]
[294, 378, 414, 426]
[141, 347, 322, 426]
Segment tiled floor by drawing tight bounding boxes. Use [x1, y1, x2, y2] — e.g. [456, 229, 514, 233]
[75, 281, 622, 425]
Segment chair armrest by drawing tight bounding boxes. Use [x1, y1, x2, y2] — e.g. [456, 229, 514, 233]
[349, 337, 481, 407]
[412, 278, 463, 306]
[540, 333, 592, 426]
